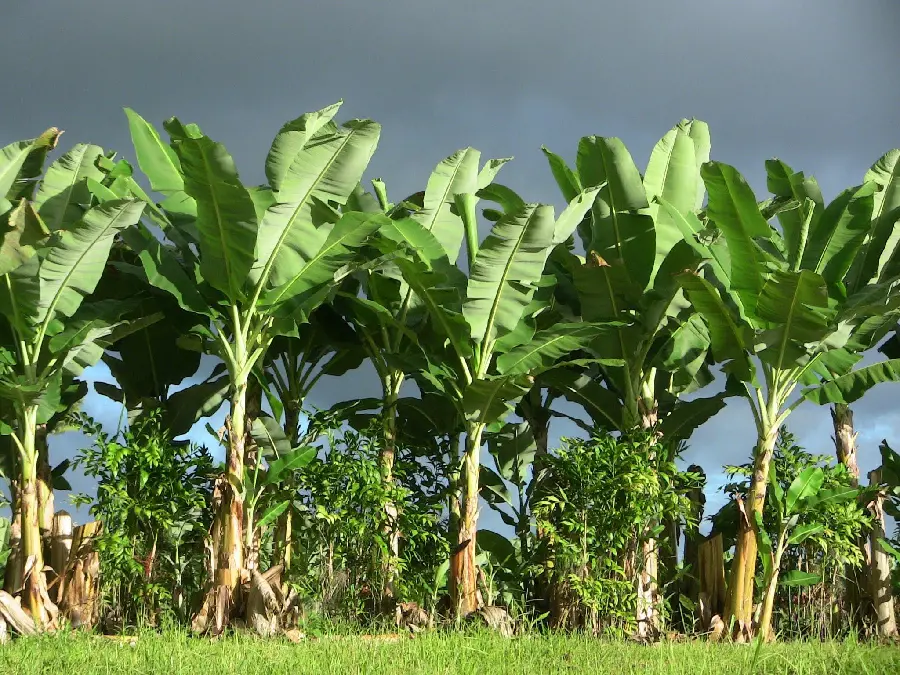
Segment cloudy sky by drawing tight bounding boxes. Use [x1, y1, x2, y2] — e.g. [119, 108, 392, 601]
[2, 0, 900, 527]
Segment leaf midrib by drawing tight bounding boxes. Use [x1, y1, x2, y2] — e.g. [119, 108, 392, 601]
[264, 217, 369, 308]
[477, 208, 534, 366]
[775, 274, 804, 372]
[598, 148, 625, 261]
[417, 149, 472, 247]
[43, 145, 92, 232]
[500, 328, 582, 375]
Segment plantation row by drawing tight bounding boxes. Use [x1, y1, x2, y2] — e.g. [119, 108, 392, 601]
[0, 103, 899, 643]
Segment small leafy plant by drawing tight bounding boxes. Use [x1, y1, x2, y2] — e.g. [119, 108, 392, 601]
[72, 409, 215, 628]
[532, 432, 698, 634]
[754, 462, 861, 639]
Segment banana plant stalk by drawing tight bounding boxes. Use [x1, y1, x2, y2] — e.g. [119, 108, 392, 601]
[541, 120, 724, 636]
[829, 402, 871, 626]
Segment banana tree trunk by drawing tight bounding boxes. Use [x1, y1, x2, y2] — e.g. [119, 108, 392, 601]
[206, 376, 248, 632]
[450, 423, 484, 617]
[17, 406, 57, 628]
[727, 424, 779, 638]
[868, 469, 898, 638]
[636, 538, 659, 638]
[447, 432, 461, 557]
[831, 404, 869, 628]
[380, 373, 403, 601]
[636, 397, 660, 639]
[274, 510, 292, 571]
[3, 513, 22, 596]
[832, 404, 860, 485]
[682, 465, 706, 614]
[658, 444, 683, 626]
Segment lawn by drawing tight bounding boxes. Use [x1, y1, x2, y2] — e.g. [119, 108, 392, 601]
[1, 631, 897, 675]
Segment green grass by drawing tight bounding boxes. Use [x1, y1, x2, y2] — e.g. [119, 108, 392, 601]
[0, 630, 897, 675]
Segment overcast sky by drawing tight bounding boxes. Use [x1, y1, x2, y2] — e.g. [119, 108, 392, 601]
[2, 0, 900, 528]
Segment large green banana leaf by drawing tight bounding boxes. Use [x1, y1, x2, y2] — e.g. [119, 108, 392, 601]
[755, 269, 833, 370]
[1, 129, 61, 205]
[33, 144, 106, 232]
[677, 272, 751, 366]
[252, 113, 380, 291]
[174, 136, 258, 302]
[800, 182, 875, 286]
[643, 120, 705, 282]
[412, 148, 480, 264]
[539, 368, 623, 431]
[0, 199, 145, 340]
[125, 108, 185, 195]
[701, 162, 769, 315]
[464, 203, 557, 347]
[765, 159, 823, 271]
[576, 136, 655, 290]
[495, 323, 608, 376]
[38, 200, 146, 324]
[0, 199, 50, 276]
[657, 394, 727, 442]
[261, 211, 386, 316]
[804, 358, 900, 405]
[462, 376, 530, 426]
[463, 189, 595, 356]
[852, 150, 900, 287]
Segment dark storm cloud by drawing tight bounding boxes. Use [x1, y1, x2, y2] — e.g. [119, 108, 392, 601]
[3, 0, 900, 520]
[4, 0, 899, 197]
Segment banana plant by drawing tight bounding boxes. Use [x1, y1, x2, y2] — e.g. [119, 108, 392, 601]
[394, 179, 599, 615]
[804, 149, 900, 622]
[540, 120, 726, 636]
[773, 147, 900, 415]
[754, 465, 860, 640]
[664, 157, 900, 635]
[254, 304, 364, 571]
[0, 127, 65, 551]
[330, 149, 510, 596]
[116, 102, 383, 633]
[0, 133, 152, 626]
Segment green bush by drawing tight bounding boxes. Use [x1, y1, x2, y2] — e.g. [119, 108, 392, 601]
[72, 410, 215, 629]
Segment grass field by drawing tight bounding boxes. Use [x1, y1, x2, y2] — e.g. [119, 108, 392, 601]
[1, 631, 897, 675]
